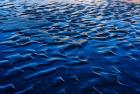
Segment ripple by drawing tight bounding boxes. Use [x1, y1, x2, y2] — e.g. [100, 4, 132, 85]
[0, 0, 140, 94]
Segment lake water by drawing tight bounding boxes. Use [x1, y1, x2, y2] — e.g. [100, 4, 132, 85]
[0, 0, 140, 94]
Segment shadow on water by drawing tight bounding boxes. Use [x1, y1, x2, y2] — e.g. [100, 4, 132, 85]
[0, 0, 140, 94]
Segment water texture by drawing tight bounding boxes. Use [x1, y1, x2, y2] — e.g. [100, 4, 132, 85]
[0, 0, 140, 94]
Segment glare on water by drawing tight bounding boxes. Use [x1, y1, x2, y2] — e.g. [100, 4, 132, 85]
[123, 0, 140, 3]
[3, 0, 107, 5]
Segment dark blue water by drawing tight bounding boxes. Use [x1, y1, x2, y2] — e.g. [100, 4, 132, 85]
[0, 0, 140, 94]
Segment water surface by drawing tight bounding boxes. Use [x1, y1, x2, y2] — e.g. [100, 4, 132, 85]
[0, 0, 140, 94]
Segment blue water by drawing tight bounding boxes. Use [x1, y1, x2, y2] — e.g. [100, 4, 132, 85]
[0, 0, 140, 94]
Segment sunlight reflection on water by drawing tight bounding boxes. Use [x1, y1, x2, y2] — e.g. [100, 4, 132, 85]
[4, 0, 108, 6]
[123, 0, 140, 3]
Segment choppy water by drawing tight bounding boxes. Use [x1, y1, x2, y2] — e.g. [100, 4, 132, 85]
[0, 0, 140, 94]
